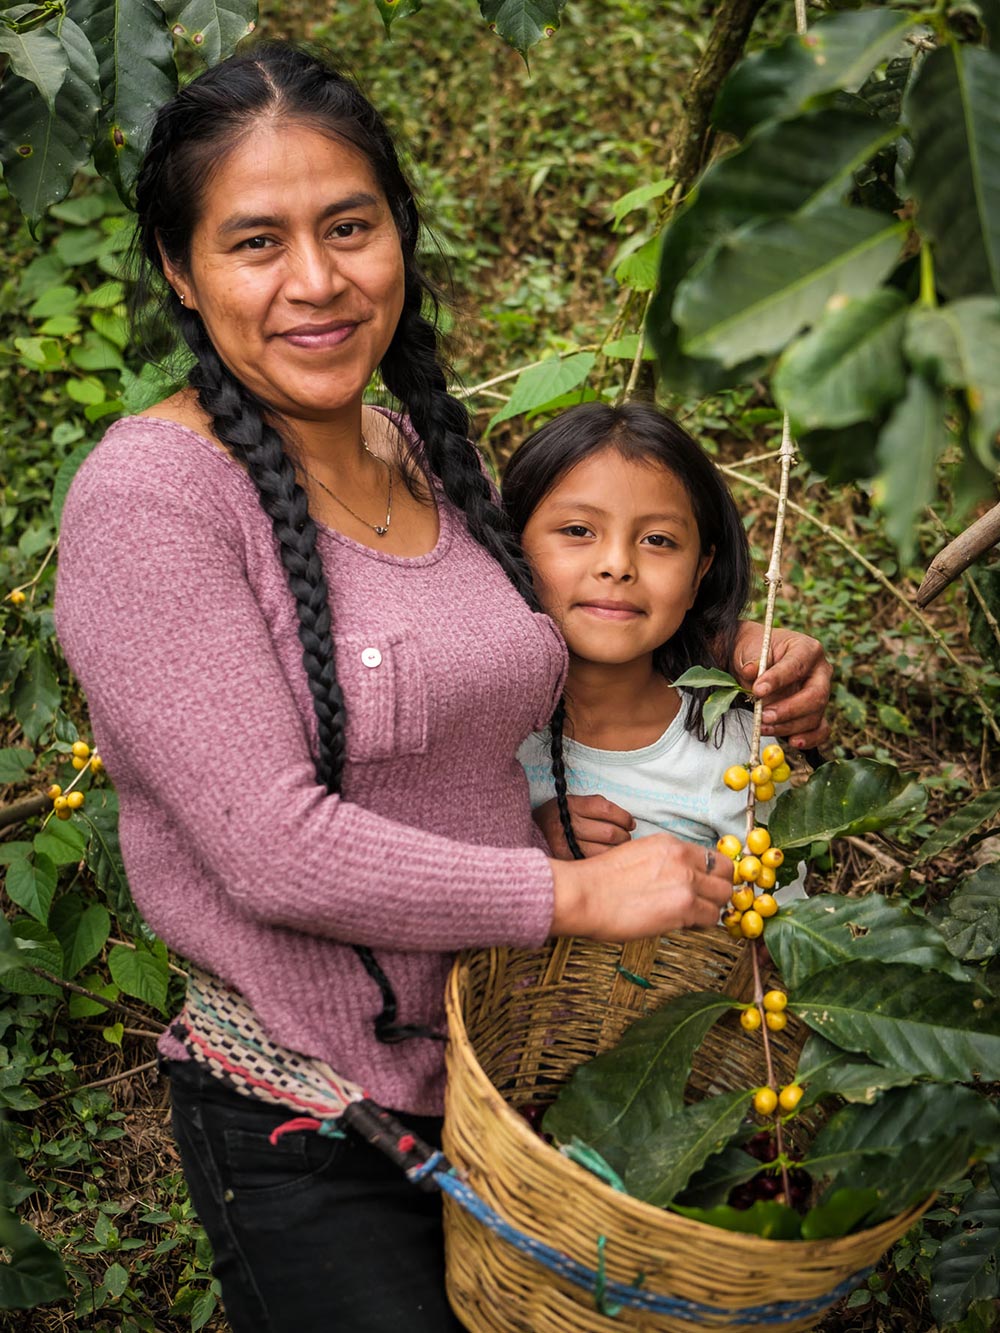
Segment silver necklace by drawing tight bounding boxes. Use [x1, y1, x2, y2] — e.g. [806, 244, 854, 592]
[303, 436, 393, 537]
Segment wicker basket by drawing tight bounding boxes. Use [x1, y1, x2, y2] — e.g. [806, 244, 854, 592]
[442, 931, 928, 1333]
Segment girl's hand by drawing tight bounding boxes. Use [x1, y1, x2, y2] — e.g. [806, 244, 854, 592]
[533, 794, 635, 859]
[549, 835, 733, 941]
[733, 622, 832, 750]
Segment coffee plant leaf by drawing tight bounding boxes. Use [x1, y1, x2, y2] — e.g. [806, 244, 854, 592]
[0, 748, 33, 784]
[796, 419, 881, 484]
[792, 960, 1000, 1082]
[49, 893, 111, 978]
[906, 44, 1000, 299]
[0, 921, 63, 996]
[487, 351, 595, 430]
[874, 373, 951, 563]
[674, 207, 907, 367]
[542, 993, 736, 1171]
[4, 853, 57, 926]
[712, 8, 917, 138]
[478, 0, 568, 57]
[796, 1034, 917, 1106]
[0, 1205, 68, 1310]
[155, 0, 257, 65]
[0, 16, 100, 226]
[977, 0, 1000, 49]
[82, 795, 134, 923]
[773, 288, 908, 431]
[930, 865, 1000, 962]
[624, 1090, 752, 1208]
[915, 787, 1000, 866]
[800, 1186, 882, 1240]
[930, 1184, 1000, 1326]
[671, 1198, 802, 1240]
[11, 645, 61, 745]
[672, 667, 738, 690]
[674, 1144, 762, 1209]
[0, 14, 68, 111]
[768, 757, 926, 848]
[765, 894, 970, 989]
[77, 0, 177, 201]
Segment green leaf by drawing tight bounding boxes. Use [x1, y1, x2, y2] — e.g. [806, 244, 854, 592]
[0, 1206, 68, 1310]
[672, 667, 739, 690]
[703, 688, 742, 739]
[768, 758, 926, 850]
[601, 335, 654, 362]
[79, 0, 177, 202]
[108, 943, 169, 1012]
[713, 8, 916, 138]
[797, 420, 880, 485]
[674, 207, 906, 367]
[0, 748, 33, 784]
[49, 893, 111, 977]
[33, 817, 88, 867]
[609, 178, 673, 228]
[155, 0, 257, 65]
[762, 893, 972, 990]
[614, 233, 662, 292]
[930, 1184, 1000, 1327]
[930, 866, 1000, 962]
[487, 352, 595, 430]
[797, 1033, 917, 1106]
[801, 1187, 882, 1240]
[0, 16, 100, 226]
[915, 787, 1000, 866]
[0, 15, 68, 112]
[905, 298, 1000, 470]
[4, 853, 57, 925]
[52, 438, 98, 524]
[119, 360, 188, 413]
[906, 45, 1000, 299]
[671, 1198, 802, 1240]
[478, 0, 567, 57]
[11, 645, 61, 744]
[0, 920, 63, 995]
[773, 288, 908, 431]
[624, 1090, 751, 1208]
[82, 795, 132, 919]
[542, 993, 736, 1171]
[68, 972, 119, 1018]
[102, 1020, 124, 1046]
[0, 842, 32, 867]
[873, 374, 950, 564]
[372, 0, 422, 34]
[794, 960, 1000, 1082]
[674, 1144, 762, 1209]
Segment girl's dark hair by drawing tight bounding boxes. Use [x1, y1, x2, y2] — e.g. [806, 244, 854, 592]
[502, 400, 753, 858]
[131, 40, 536, 1042]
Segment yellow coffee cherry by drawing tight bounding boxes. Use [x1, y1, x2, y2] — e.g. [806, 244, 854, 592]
[762, 990, 787, 1013]
[765, 1010, 788, 1032]
[746, 827, 771, 855]
[731, 885, 755, 912]
[762, 744, 785, 770]
[754, 781, 776, 803]
[723, 765, 750, 792]
[761, 847, 784, 869]
[740, 1007, 762, 1032]
[737, 855, 763, 884]
[753, 1087, 778, 1116]
[717, 834, 742, 861]
[56, 807, 73, 820]
[740, 909, 764, 939]
[9, 589, 26, 606]
[71, 741, 91, 759]
[755, 893, 779, 918]
[756, 866, 777, 891]
[779, 1084, 804, 1112]
[750, 764, 772, 786]
[71, 757, 87, 770]
[732, 859, 742, 885]
[771, 762, 791, 784]
[723, 911, 744, 939]
[47, 784, 62, 801]
[91, 754, 104, 772]
[53, 795, 68, 811]
[66, 791, 85, 809]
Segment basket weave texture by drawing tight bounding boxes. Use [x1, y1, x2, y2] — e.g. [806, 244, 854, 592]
[442, 930, 927, 1333]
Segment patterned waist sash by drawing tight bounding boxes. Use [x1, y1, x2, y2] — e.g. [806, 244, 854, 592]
[171, 965, 365, 1120]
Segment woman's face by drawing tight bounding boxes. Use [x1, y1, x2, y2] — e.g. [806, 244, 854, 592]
[162, 120, 406, 426]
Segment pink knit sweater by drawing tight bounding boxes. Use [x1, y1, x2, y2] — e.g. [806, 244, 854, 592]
[55, 414, 563, 1114]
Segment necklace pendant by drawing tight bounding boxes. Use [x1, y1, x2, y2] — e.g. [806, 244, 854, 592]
[374, 525, 388, 536]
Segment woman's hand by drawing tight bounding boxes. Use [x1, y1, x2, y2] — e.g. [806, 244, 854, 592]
[732, 622, 832, 750]
[549, 835, 733, 941]
[533, 794, 635, 859]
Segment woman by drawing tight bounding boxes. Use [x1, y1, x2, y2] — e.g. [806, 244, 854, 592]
[55, 41, 832, 1333]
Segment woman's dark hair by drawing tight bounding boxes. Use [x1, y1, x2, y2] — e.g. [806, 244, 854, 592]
[502, 400, 753, 859]
[131, 40, 537, 1041]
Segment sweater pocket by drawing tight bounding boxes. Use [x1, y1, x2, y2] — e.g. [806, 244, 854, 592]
[337, 632, 428, 763]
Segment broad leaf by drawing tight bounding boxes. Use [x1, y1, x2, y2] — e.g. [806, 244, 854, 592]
[905, 299, 1000, 470]
[624, 1090, 751, 1208]
[4, 853, 57, 925]
[931, 866, 1000, 962]
[0, 748, 33, 784]
[609, 178, 673, 228]
[768, 758, 926, 849]
[478, 0, 567, 56]
[0, 15, 100, 226]
[0, 921, 63, 996]
[487, 352, 595, 430]
[542, 993, 735, 1171]
[797, 419, 880, 484]
[773, 288, 908, 431]
[915, 786, 1000, 865]
[33, 817, 88, 867]
[671, 1198, 801, 1240]
[703, 688, 742, 739]
[674, 207, 906, 367]
[0, 13, 68, 111]
[797, 1034, 916, 1107]
[49, 893, 111, 977]
[0, 1206, 68, 1310]
[79, 0, 177, 201]
[372, 0, 422, 33]
[765, 894, 971, 990]
[905, 44, 1000, 299]
[52, 438, 98, 525]
[793, 960, 1000, 1082]
[672, 667, 739, 690]
[800, 1187, 882, 1240]
[874, 374, 950, 564]
[11, 645, 61, 744]
[155, 0, 257, 65]
[930, 1184, 1000, 1327]
[713, 8, 916, 138]
[83, 796, 133, 920]
[108, 942, 169, 1012]
[674, 1145, 762, 1209]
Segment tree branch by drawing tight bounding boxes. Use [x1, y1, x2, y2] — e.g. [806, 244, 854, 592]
[914, 501, 1000, 606]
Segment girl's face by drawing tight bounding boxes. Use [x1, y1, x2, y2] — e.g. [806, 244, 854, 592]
[161, 121, 406, 427]
[520, 448, 714, 669]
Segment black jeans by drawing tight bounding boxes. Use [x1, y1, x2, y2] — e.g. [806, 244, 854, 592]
[167, 1058, 465, 1332]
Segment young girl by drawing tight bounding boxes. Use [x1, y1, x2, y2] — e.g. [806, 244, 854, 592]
[505, 400, 797, 871]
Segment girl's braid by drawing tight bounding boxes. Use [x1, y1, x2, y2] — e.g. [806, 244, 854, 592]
[548, 697, 585, 861]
